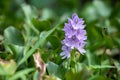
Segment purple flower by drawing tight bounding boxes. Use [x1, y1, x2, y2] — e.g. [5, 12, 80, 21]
[60, 13, 87, 59]
[60, 45, 71, 59]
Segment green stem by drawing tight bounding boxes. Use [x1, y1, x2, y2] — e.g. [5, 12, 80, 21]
[70, 49, 76, 72]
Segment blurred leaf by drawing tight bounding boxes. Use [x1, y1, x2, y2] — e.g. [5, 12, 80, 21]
[47, 62, 58, 75]
[0, 65, 7, 75]
[39, 23, 59, 47]
[41, 8, 56, 20]
[93, 0, 111, 17]
[82, 1, 111, 22]
[113, 37, 120, 48]
[87, 24, 104, 51]
[18, 23, 59, 66]
[0, 35, 4, 41]
[30, 0, 56, 8]
[86, 50, 93, 66]
[4, 26, 24, 46]
[7, 44, 24, 61]
[21, 4, 39, 34]
[104, 36, 114, 48]
[75, 63, 88, 73]
[32, 18, 50, 32]
[90, 65, 115, 69]
[90, 75, 109, 80]
[65, 67, 91, 80]
[21, 4, 37, 22]
[0, 59, 17, 75]
[46, 62, 66, 79]
[33, 70, 39, 80]
[45, 75, 61, 80]
[114, 60, 120, 71]
[47, 36, 61, 49]
[8, 68, 35, 80]
[82, 3, 98, 22]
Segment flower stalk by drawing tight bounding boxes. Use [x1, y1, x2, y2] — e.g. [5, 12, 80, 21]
[70, 49, 76, 72]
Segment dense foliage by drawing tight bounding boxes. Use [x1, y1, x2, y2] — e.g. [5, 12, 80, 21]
[0, 0, 120, 80]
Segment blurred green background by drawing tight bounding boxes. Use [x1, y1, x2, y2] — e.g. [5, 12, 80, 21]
[0, 0, 120, 80]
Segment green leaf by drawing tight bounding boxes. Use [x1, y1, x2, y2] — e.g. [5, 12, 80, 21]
[4, 26, 24, 46]
[21, 4, 37, 23]
[47, 36, 61, 49]
[113, 37, 120, 48]
[41, 8, 56, 20]
[104, 35, 114, 48]
[7, 44, 24, 61]
[8, 68, 35, 80]
[90, 75, 109, 80]
[0, 60, 17, 75]
[82, 3, 98, 22]
[90, 65, 115, 69]
[46, 62, 66, 79]
[21, 4, 39, 34]
[39, 23, 60, 47]
[18, 23, 59, 66]
[30, 0, 56, 8]
[93, 0, 111, 17]
[47, 62, 58, 75]
[32, 18, 51, 32]
[45, 75, 61, 80]
[0, 65, 7, 75]
[33, 70, 39, 80]
[82, 1, 111, 22]
[65, 67, 91, 80]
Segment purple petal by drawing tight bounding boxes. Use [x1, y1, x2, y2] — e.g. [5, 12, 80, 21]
[77, 48, 86, 54]
[60, 51, 70, 59]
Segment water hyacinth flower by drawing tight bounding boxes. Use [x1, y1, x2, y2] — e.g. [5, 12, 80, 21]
[60, 13, 87, 59]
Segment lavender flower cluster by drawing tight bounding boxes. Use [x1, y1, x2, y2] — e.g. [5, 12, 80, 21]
[60, 13, 87, 59]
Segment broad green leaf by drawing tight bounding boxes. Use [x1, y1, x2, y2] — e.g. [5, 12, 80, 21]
[0, 59, 17, 75]
[7, 44, 24, 61]
[47, 62, 58, 75]
[56, 66, 66, 79]
[32, 18, 50, 32]
[46, 62, 66, 79]
[47, 36, 61, 49]
[4, 26, 24, 46]
[33, 70, 39, 80]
